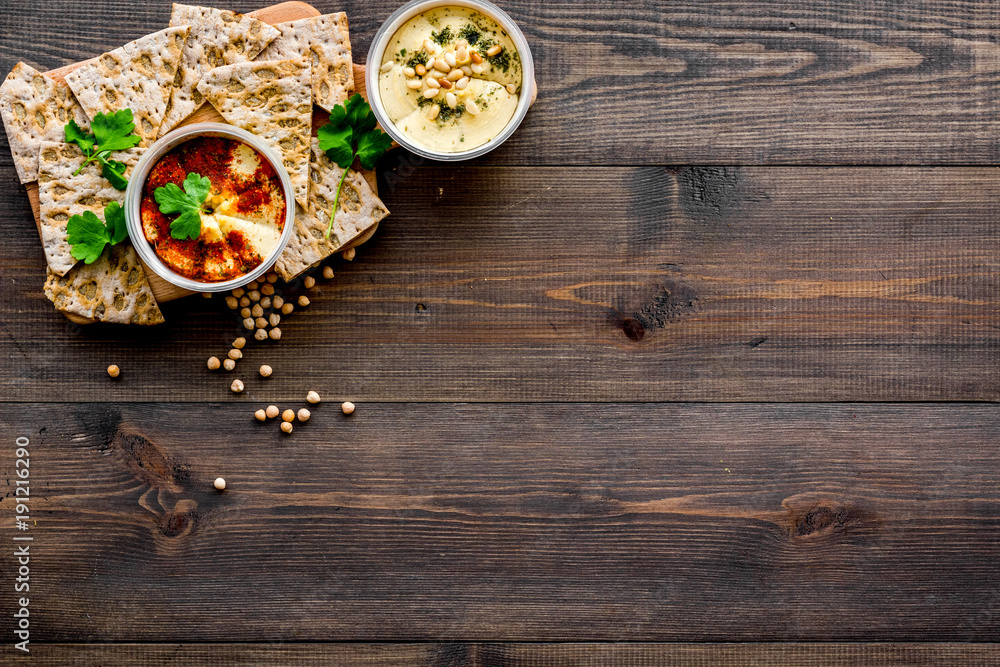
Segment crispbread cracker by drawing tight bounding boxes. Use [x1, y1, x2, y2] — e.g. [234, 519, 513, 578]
[43, 242, 165, 325]
[274, 139, 389, 281]
[159, 4, 281, 136]
[0, 62, 89, 183]
[37, 142, 144, 276]
[197, 58, 312, 208]
[65, 26, 189, 146]
[257, 13, 354, 112]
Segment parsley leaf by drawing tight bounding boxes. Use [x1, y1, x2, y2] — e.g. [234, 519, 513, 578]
[66, 201, 128, 264]
[64, 109, 141, 191]
[154, 172, 211, 241]
[316, 94, 393, 239]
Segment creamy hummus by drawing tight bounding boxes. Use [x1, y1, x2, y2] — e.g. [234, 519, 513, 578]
[141, 137, 286, 282]
[379, 7, 523, 152]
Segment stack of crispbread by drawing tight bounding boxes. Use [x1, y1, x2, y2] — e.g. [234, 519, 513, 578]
[0, 4, 390, 325]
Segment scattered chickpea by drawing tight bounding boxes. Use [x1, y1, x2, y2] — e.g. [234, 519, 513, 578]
[280, 421, 293, 434]
[273, 296, 284, 308]
[303, 276, 315, 289]
[255, 317, 268, 329]
[281, 303, 294, 315]
[269, 327, 282, 340]
[251, 304, 264, 318]
[322, 266, 334, 279]
[226, 296, 239, 309]
[107, 364, 120, 378]
[248, 290, 261, 301]
[255, 328, 268, 341]
[297, 408, 311, 422]
[232, 337, 246, 349]
[266, 405, 280, 419]
[241, 307, 251, 319]
[207, 356, 221, 370]
[214, 477, 226, 491]
[248, 280, 259, 291]
[202, 292, 212, 299]
[298, 295, 310, 307]
[269, 313, 281, 327]
[223, 358, 236, 371]
[307, 390, 321, 404]
[232, 288, 245, 298]
[243, 317, 255, 330]
[259, 364, 272, 377]
[261, 283, 275, 296]
[342, 401, 355, 415]
[255, 409, 266, 422]
[486, 44, 503, 57]
[282, 409, 295, 422]
[343, 247, 356, 261]
[240, 296, 251, 308]
[228, 349, 242, 360]
[266, 272, 278, 284]
[260, 296, 272, 309]
[231, 379, 244, 393]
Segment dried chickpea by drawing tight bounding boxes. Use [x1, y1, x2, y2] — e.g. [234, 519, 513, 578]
[297, 408, 311, 422]
[281, 303, 294, 315]
[307, 390, 321, 404]
[226, 296, 239, 309]
[269, 313, 281, 327]
[223, 358, 236, 371]
[243, 317, 255, 330]
[255, 328, 268, 341]
[303, 276, 315, 289]
[269, 327, 282, 340]
[248, 280, 259, 291]
[232, 288, 245, 298]
[232, 337, 246, 349]
[298, 295, 310, 307]
[251, 304, 264, 318]
[214, 477, 226, 490]
[260, 296, 272, 309]
[261, 283, 274, 296]
[282, 409, 295, 422]
[207, 356, 221, 370]
[255, 409, 267, 422]
[280, 421, 293, 434]
[231, 379, 244, 393]
[341, 401, 355, 415]
[255, 317, 268, 329]
[240, 296, 251, 308]
[248, 290, 261, 301]
[273, 296, 284, 308]
[266, 272, 278, 284]
[266, 405, 280, 419]
[322, 266, 334, 279]
[241, 307, 252, 319]
[259, 365, 272, 377]
[228, 349, 242, 360]
[343, 247, 356, 261]
[107, 364, 120, 378]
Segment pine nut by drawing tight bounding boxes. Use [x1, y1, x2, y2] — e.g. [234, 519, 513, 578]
[426, 104, 440, 120]
[471, 62, 484, 74]
[406, 79, 422, 90]
[470, 50, 483, 63]
[423, 88, 439, 98]
[423, 39, 436, 53]
[465, 100, 480, 115]
[447, 69, 463, 81]
[415, 63, 426, 76]
[456, 76, 469, 89]
[487, 44, 503, 57]
[403, 66, 416, 77]
[425, 76, 440, 88]
[435, 58, 451, 72]
[461, 65, 472, 76]
[456, 47, 469, 64]
[380, 61, 393, 73]
[506, 83, 517, 95]
[446, 92, 457, 108]
[444, 52, 457, 68]
[438, 77, 452, 89]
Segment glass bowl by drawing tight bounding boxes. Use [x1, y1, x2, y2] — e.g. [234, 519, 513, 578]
[124, 123, 296, 292]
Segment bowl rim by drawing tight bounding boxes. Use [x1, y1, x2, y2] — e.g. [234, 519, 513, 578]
[366, 0, 535, 161]
[124, 122, 297, 292]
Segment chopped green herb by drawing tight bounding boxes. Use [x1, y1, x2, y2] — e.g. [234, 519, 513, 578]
[431, 25, 453, 45]
[488, 49, 512, 73]
[458, 24, 481, 45]
[405, 51, 429, 68]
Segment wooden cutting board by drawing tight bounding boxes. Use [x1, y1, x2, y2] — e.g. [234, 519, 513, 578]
[26, 1, 381, 323]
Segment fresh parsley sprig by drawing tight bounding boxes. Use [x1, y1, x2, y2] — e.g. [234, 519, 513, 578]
[66, 201, 128, 264]
[317, 94, 393, 239]
[64, 109, 142, 191]
[153, 172, 212, 240]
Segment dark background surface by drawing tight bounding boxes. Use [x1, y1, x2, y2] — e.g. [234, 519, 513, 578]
[1, 0, 998, 664]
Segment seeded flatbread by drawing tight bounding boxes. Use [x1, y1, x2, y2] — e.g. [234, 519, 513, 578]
[159, 4, 281, 137]
[37, 142, 144, 277]
[43, 242, 164, 325]
[274, 139, 389, 281]
[256, 13, 354, 112]
[197, 58, 312, 208]
[0, 62, 90, 183]
[65, 26, 190, 146]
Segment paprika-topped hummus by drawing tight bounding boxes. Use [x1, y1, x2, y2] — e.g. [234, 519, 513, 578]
[378, 6, 522, 153]
[141, 136, 287, 282]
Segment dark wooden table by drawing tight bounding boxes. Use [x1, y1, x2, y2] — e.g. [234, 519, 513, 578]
[2, 0, 999, 664]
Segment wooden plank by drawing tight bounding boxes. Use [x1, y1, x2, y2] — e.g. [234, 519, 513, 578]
[19, 643, 1000, 666]
[3, 402, 999, 641]
[6, 0, 1000, 164]
[1, 166, 997, 402]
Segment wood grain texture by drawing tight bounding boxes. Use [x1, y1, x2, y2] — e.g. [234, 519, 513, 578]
[7, 0, 1000, 164]
[19, 643, 1000, 666]
[2, 403, 999, 641]
[1, 166, 997, 402]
